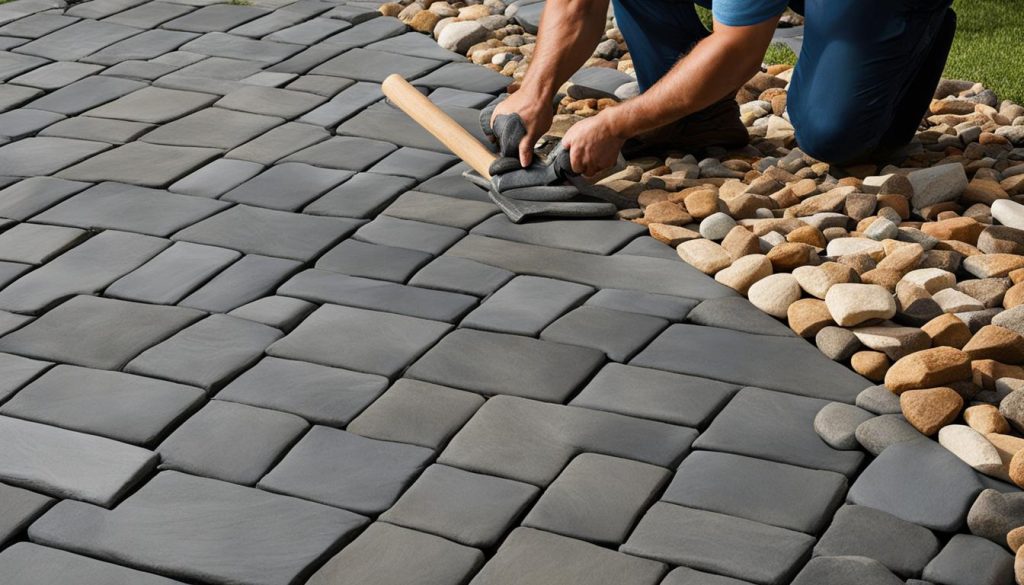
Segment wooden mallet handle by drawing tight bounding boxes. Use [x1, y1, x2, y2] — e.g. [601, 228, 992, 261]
[382, 74, 497, 180]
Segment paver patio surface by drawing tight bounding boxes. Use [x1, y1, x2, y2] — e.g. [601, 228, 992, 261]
[0, 1, 997, 584]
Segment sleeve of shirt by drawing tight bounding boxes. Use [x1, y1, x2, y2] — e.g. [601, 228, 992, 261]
[711, 0, 789, 26]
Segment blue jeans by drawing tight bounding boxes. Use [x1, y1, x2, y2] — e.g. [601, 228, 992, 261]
[611, 0, 956, 164]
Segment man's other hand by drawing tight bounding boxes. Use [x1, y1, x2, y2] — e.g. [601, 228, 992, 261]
[491, 90, 553, 168]
[560, 112, 626, 177]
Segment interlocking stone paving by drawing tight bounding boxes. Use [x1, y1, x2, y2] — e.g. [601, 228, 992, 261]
[0, 1, 984, 584]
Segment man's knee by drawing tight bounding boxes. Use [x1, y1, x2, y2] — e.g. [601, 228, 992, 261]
[792, 114, 877, 166]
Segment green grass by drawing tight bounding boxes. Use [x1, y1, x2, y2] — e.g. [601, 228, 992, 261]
[945, 0, 1024, 103]
[701, 1, 1024, 103]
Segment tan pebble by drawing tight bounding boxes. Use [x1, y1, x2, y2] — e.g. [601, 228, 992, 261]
[837, 252, 877, 275]
[965, 404, 1011, 435]
[720, 225, 761, 260]
[877, 193, 911, 219]
[787, 298, 834, 337]
[877, 243, 924, 274]
[972, 360, 1024, 390]
[1006, 283, 1024, 309]
[988, 433, 1024, 470]
[900, 386, 963, 435]
[1007, 526, 1024, 553]
[408, 10, 441, 33]
[642, 201, 691, 226]
[1012, 449, 1024, 489]
[963, 325, 1024, 364]
[676, 239, 732, 275]
[1011, 268, 1024, 285]
[921, 313, 973, 348]
[378, 2, 402, 16]
[714, 254, 772, 294]
[824, 283, 896, 326]
[747, 273, 801, 318]
[851, 351, 891, 382]
[766, 242, 817, 272]
[860, 268, 903, 292]
[787, 225, 826, 248]
[964, 253, 1024, 278]
[681, 188, 719, 219]
[637, 189, 670, 207]
[921, 216, 985, 245]
[884, 346, 972, 393]
[647, 223, 700, 247]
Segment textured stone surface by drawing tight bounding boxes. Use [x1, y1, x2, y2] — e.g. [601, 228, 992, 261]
[460, 275, 592, 336]
[813, 505, 941, 578]
[922, 534, 1015, 585]
[0, 543, 188, 585]
[623, 502, 815, 585]
[346, 378, 483, 448]
[848, 438, 984, 531]
[0, 484, 52, 548]
[259, 425, 433, 514]
[0, 415, 155, 507]
[29, 471, 366, 585]
[473, 527, 666, 585]
[790, 556, 903, 585]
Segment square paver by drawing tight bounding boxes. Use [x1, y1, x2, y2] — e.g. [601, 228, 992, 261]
[662, 451, 847, 534]
[461, 275, 594, 336]
[382, 191, 498, 229]
[173, 204, 360, 262]
[304, 172, 415, 218]
[307, 522, 484, 585]
[0, 295, 203, 369]
[225, 120, 331, 165]
[622, 502, 815, 585]
[570, 363, 738, 428]
[541, 305, 669, 362]
[105, 241, 241, 305]
[81, 29, 198, 66]
[282, 136, 397, 171]
[409, 255, 514, 297]
[0, 222, 85, 264]
[0, 415, 155, 507]
[523, 453, 670, 545]
[0, 543, 189, 585]
[381, 464, 537, 548]
[0, 364, 204, 446]
[311, 47, 442, 82]
[157, 401, 308, 485]
[179, 253, 301, 313]
[222, 162, 352, 211]
[85, 86, 217, 123]
[26, 75, 146, 115]
[215, 84, 326, 118]
[693, 387, 865, 477]
[13, 20, 141, 61]
[258, 426, 433, 513]
[126, 314, 282, 390]
[813, 505, 941, 578]
[162, 4, 267, 32]
[346, 378, 484, 448]
[56, 141, 221, 187]
[227, 296, 315, 331]
[267, 304, 451, 377]
[104, 1, 195, 28]
[0, 485, 52, 548]
[33, 181, 229, 237]
[169, 158, 264, 198]
[217, 356, 387, 427]
[39, 116, 154, 144]
[472, 528, 666, 585]
[585, 288, 698, 321]
[141, 107, 283, 149]
[407, 328, 606, 402]
[315, 239, 432, 283]
[472, 214, 647, 255]
[0, 136, 110, 176]
[29, 471, 367, 585]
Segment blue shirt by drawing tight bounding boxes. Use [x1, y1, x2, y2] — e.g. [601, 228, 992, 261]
[709, 0, 789, 26]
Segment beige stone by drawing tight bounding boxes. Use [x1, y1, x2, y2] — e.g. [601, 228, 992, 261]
[902, 268, 957, 293]
[884, 346, 972, 393]
[682, 188, 719, 219]
[824, 283, 896, 326]
[921, 216, 985, 245]
[648, 223, 700, 247]
[766, 242, 817, 272]
[786, 225, 826, 248]
[793, 263, 848, 299]
[900, 386, 963, 435]
[720, 225, 760, 260]
[826, 237, 886, 260]
[787, 298, 834, 337]
[747, 273, 801, 318]
[676, 239, 731, 275]
[1008, 526, 1024, 553]
[963, 253, 1024, 278]
[851, 351, 891, 382]
[963, 325, 1024, 364]
[938, 424, 1003, 476]
[965, 404, 1011, 435]
[876, 243, 924, 274]
[1012, 449, 1024, 489]
[852, 325, 931, 361]
[714, 254, 772, 294]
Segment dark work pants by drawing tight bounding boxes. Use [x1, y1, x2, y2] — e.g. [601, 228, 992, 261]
[610, 0, 957, 164]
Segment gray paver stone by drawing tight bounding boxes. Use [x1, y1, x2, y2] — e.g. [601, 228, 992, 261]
[105, 241, 240, 305]
[226, 121, 332, 165]
[222, 162, 352, 211]
[790, 556, 903, 585]
[56, 141, 221, 187]
[259, 425, 433, 513]
[82, 29, 198, 66]
[382, 191, 497, 229]
[408, 255, 514, 297]
[0, 222, 84, 264]
[0, 485, 52, 547]
[315, 239, 433, 283]
[141, 107, 283, 149]
[13, 20, 141, 61]
[283, 135, 398, 171]
[85, 86, 217, 123]
[28, 470, 367, 585]
[311, 47, 442, 82]
[162, 4, 267, 32]
[0, 136, 110, 176]
[26, 75, 145, 115]
[461, 275, 594, 336]
[346, 378, 484, 448]
[813, 505, 941, 579]
[305, 173, 416, 219]
[157, 401, 307, 485]
[216, 84, 326, 118]
[686, 296, 798, 337]
[217, 355, 386, 427]
[472, 215, 647, 255]
[541, 305, 668, 362]
[922, 534, 1014, 585]
[585, 288, 697, 320]
[169, 158, 264, 198]
[0, 543, 188, 585]
[855, 414, 925, 456]
[38, 116, 154, 144]
[227, 295, 316, 331]
[179, 253, 301, 313]
[380, 463, 537, 548]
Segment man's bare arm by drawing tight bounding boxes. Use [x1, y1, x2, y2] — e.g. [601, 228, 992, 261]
[604, 16, 781, 138]
[492, 0, 609, 166]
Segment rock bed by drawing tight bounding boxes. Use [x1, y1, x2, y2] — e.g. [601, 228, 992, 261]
[381, 0, 1024, 580]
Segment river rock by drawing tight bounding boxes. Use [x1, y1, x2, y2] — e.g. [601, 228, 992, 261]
[900, 386, 963, 435]
[921, 313, 973, 348]
[938, 425, 1003, 477]
[964, 253, 1024, 278]
[967, 489, 1024, 544]
[856, 385, 902, 415]
[933, 288, 985, 313]
[908, 163, 968, 211]
[993, 199, 1024, 230]
[816, 326, 862, 361]
[747, 272, 801, 318]
[713, 254, 771, 294]
[855, 414, 923, 456]
[788, 298, 834, 337]
[884, 347, 972, 393]
[902, 267, 957, 293]
[963, 324, 1024, 364]
[825, 283, 896, 326]
[964, 404, 1011, 435]
[1000, 390, 1024, 434]
[437, 21, 489, 53]
[852, 351, 891, 382]
[815, 402, 876, 450]
[852, 326, 930, 361]
[698, 212, 736, 241]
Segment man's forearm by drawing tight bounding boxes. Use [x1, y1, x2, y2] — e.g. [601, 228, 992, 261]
[604, 18, 779, 138]
[518, 0, 609, 101]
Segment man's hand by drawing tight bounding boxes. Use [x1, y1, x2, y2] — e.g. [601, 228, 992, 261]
[491, 90, 553, 168]
[560, 112, 626, 177]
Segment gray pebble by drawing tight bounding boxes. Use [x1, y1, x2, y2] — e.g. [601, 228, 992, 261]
[856, 385, 902, 415]
[815, 402, 876, 450]
[855, 414, 924, 456]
